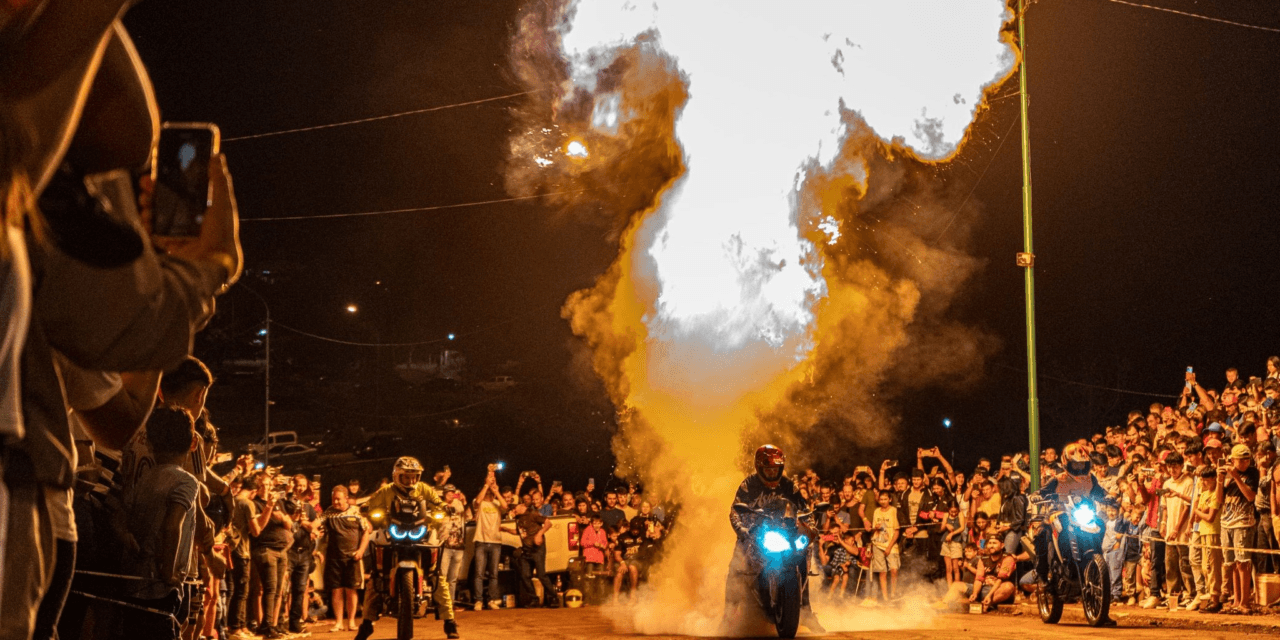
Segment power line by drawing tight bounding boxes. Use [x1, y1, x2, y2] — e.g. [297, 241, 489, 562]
[993, 362, 1177, 398]
[932, 114, 1019, 244]
[241, 187, 594, 222]
[1102, 0, 1280, 34]
[222, 91, 531, 142]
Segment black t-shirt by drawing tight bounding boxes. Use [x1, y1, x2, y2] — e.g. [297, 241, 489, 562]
[616, 533, 642, 563]
[322, 506, 368, 558]
[637, 537, 663, 564]
[288, 499, 318, 556]
[601, 507, 626, 531]
[251, 497, 292, 550]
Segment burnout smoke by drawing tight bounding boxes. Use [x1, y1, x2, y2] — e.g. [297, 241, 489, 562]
[507, 0, 1017, 633]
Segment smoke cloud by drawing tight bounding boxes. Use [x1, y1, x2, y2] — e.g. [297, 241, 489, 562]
[505, 0, 1018, 633]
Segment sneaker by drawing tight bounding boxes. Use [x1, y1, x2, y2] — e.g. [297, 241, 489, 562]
[486, 600, 503, 610]
[230, 630, 260, 640]
[1140, 595, 1161, 609]
[473, 602, 483, 611]
[353, 620, 375, 640]
[1126, 596, 1136, 606]
[1201, 600, 1222, 614]
[444, 619, 460, 639]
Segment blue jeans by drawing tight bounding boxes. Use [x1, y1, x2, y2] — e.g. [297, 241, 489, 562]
[1105, 548, 1124, 598]
[1003, 530, 1022, 555]
[472, 542, 502, 604]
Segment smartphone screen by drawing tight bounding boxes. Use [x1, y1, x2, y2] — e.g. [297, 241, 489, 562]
[153, 123, 219, 237]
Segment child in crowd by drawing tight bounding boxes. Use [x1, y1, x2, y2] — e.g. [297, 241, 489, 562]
[941, 504, 964, 584]
[820, 532, 856, 596]
[870, 489, 901, 601]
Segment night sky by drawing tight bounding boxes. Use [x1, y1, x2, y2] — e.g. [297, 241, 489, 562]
[121, 1, 1279, 486]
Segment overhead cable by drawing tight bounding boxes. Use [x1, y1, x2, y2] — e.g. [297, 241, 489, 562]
[1103, 0, 1280, 34]
[223, 91, 531, 142]
[242, 187, 594, 222]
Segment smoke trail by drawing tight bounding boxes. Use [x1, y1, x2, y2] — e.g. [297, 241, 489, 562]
[506, 0, 1017, 633]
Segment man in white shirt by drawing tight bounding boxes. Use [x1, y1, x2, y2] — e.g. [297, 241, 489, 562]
[471, 465, 508, 610]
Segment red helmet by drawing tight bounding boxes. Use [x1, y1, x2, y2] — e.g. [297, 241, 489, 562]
[755, 445, 785, 488]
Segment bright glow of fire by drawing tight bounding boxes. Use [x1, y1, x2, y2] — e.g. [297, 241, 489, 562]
[565, 139, 590, 158]
[521, 0, 1017, 634]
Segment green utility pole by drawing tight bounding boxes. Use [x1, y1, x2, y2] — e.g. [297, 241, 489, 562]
[1017, 0, 1042, 491]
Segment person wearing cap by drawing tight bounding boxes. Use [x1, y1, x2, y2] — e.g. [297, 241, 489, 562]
[1191, 465, 1223, 612]
[1203, 437, 1224, 468]
[1215, 444, 1259, 614]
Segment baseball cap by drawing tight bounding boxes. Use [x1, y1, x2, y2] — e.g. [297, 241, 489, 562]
[1230, 444, 1253, 460]
[1204, 438, 1223, 450]
[1204, 422, 1224, 433]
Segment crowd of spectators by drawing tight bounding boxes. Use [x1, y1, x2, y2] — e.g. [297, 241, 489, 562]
[799, 363, 1280, 617]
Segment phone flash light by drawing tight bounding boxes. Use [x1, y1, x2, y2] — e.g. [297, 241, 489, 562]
[496, 462, 505, 471]
[254, 462, 265, 470]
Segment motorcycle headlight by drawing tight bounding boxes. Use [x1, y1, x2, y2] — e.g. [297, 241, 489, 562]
[794, 535, 810, 550]
[408, 525, 427, 541]
[389, 524, 408, 540]
[762, 530, 791, 553]
[1071, 504, 1096, 528]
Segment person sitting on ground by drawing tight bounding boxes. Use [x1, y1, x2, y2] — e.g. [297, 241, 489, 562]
[969, 536, 1016, 612]
[934, 544, 982, 608]
[612, 520, 643, 604]
[820, 530, 857, 597]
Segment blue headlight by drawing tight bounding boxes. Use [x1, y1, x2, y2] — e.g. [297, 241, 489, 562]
[408, 525, 427, 541]
[794, 535, 809, 550]
[389, 524, 408, 540]
[762, 530, 791, 553]
[1071, 504, 1096, 527]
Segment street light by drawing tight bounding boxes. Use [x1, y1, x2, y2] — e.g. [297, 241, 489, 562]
[346, 304, 358, 314]
[241, 285, 272, 466]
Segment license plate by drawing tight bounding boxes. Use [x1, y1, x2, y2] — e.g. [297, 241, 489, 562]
[399, 561, 417, 569]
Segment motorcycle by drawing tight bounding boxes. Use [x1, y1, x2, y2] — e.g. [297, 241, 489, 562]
[1030, 493, 1112, 627]
[733, 498, 816, 639]
[368, 496, 445, 640]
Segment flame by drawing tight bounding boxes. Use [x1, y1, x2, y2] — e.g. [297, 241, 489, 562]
[507, 0, 1017, 633]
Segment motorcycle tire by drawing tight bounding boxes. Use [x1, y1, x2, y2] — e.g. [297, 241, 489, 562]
[398, 570, 416, 640]
[1037, 577, 1062, 624]
[1081, 553, 1112, 627]
[774, 567, 802, 639]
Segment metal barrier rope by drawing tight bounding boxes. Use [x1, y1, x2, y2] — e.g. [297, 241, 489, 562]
[1114, 531, 1280, 556]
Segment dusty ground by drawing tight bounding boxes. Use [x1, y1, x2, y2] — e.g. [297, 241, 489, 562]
[300, 603, 1278, 640]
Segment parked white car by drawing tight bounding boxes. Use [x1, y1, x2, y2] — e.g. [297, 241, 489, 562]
[476, 375, 516, 391]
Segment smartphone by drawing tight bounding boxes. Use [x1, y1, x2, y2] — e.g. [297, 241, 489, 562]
[588, 477, 595, 486]
[254, 461, 265, 471]
[312, 474, 321, 483]
[152, 122, 220, 237]
[1264, 397, 1275, 408]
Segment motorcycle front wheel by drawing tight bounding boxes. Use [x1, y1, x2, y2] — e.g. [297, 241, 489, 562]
[773, 566, 802, 639]
[398, 570, 416, 640]
[1037, 577, 1063, 624]
[1081, 553, 1111, 627]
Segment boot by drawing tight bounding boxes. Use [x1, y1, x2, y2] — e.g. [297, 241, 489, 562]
[800, 608, 826, 634]
[353, 620, 374, 640]
[444, 619, 460, 639]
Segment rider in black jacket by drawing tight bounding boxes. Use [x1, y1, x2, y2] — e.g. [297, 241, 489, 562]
[723, 445, 824, 634]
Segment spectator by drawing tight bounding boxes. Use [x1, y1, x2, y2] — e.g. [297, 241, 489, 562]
[870, 489, 901, 601]
[581, 513, 609, 573]
[941, 504, 964, 583]
[977, 480, 1001, 525]
[120, 406, 201, 638]
[1255, 442, 1276, 575]
[1217, 444, 1259, 614]
[226, 472, 258, 639]
[1192, 465, 1223, 612]
[284, 475, 319, 634]
[970, 536, 1016, 612]
[505, 503, 557, 608]
[471, 466, 507, 611]
[612, 520, 643, 604]
[1161, 452, 1195, 611]
[600, 492, 626, 531]
[248, 473, 292, 638]
[318, 485, 370, 633]
[819, 531, 856, 596]
[438, 486, 468, 613]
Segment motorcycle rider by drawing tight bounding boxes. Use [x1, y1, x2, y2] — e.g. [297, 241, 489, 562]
[1034, 443, 1115, 626]
[354, 457, 459, 640]
[723, 445, 824, 634]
